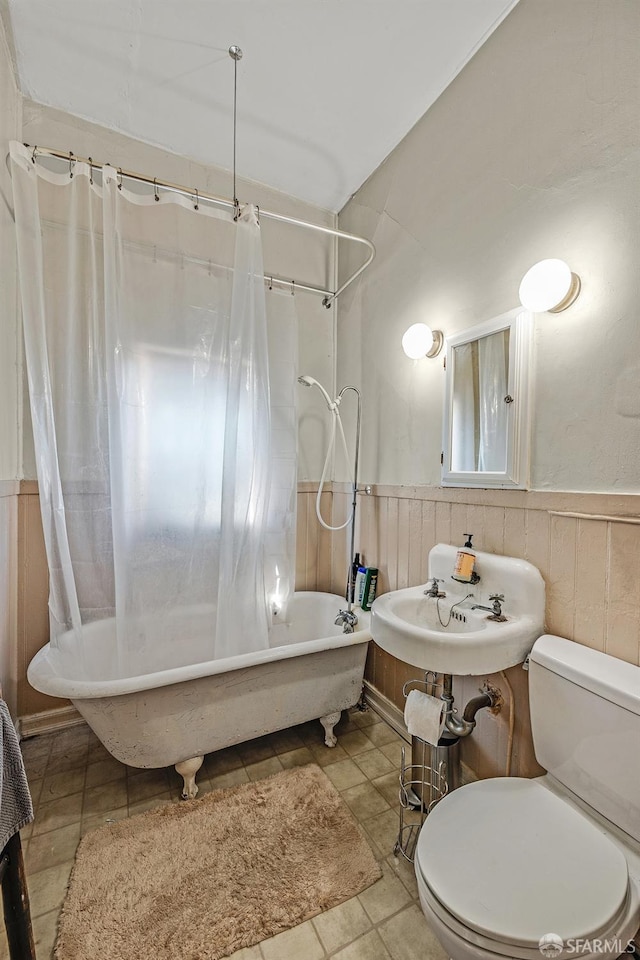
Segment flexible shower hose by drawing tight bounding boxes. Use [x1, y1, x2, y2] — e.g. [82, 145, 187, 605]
[315, 396, 354, 531]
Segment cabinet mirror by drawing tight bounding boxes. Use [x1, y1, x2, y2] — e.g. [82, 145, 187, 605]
[442, 307, 532, 488]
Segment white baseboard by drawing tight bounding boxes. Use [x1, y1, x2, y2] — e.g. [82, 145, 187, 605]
[19, 705, 86, 739]
[362, 680, 410, 742]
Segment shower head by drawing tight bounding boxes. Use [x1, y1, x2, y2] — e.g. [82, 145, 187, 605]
[297, 375, 334, 409]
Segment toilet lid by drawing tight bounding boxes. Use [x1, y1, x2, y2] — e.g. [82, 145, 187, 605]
[415, 778, 629, 948]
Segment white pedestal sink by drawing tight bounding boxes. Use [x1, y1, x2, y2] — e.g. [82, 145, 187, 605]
[371, 543, 545, 675]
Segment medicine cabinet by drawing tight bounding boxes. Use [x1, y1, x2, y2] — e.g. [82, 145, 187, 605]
[441, 307, 532, 488]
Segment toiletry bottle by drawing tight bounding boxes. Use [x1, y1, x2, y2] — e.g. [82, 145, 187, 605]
[453, 534, 476, 583]
[355, 563, 367, 606]
[361, 567, 379, 611]
[346, 552, 361, 602]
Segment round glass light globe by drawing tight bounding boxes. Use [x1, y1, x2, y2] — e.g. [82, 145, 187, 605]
[518, 259, 573, 312]
[402, 323, 434, 359]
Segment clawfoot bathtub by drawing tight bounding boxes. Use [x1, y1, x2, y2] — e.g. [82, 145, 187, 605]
[28, 592, 371, 798]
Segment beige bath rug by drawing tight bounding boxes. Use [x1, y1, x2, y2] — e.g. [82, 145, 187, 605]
[55, 763, 381, 960]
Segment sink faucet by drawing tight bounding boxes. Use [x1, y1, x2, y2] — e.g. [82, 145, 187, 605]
[424, 578, 446, 598]
[471, 594, 506, 621]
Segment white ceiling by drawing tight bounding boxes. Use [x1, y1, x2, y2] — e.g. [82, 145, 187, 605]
[7, 0, 519, 212]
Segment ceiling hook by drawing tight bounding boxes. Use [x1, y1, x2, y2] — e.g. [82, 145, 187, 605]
[68, 151, 76, 179]
[153, 177, 160, 202]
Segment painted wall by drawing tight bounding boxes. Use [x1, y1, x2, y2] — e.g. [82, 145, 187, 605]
[337, 0, 640, 493]
[0, 14, 21, 715]
[333, 0, 640, 779]
[0, 17, 20, 482]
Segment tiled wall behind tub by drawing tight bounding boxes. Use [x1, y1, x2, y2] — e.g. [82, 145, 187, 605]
[325, 483, 640, 780]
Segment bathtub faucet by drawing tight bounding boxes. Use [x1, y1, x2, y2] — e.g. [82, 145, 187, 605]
[335, 608, 359, 634]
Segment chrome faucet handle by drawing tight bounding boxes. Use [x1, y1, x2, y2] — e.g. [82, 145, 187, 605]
[424, 577, 446, 598]
[488, 595, 505, 617]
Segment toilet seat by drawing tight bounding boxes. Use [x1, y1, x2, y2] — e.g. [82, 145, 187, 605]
[415, 778, 630, 950]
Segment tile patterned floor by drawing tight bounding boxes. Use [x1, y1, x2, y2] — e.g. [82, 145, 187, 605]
[8, 708, 448, 960]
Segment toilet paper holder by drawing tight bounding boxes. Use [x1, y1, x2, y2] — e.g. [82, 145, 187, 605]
[395, 673, 458, 863]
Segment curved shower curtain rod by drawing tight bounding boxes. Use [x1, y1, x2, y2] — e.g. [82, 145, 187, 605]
[19, 143, 376, 308]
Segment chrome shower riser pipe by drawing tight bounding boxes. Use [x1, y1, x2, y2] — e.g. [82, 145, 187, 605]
[338, 385, 362, 617]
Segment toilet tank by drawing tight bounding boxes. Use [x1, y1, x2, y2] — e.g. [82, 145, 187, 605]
[529, 634, 640, 843]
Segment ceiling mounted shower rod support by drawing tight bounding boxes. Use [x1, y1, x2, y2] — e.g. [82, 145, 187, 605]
[228, 44, 243, 221]
[22, 143, 375, 308]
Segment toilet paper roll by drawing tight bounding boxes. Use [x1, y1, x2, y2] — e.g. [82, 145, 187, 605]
[404, 689, 446, 746]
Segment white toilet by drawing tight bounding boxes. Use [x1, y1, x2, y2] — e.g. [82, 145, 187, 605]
[414, 634, 640, 960]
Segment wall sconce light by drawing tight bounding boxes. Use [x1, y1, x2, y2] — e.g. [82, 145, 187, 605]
[518, 259, 581, 313]
[402, 323, 444, 359]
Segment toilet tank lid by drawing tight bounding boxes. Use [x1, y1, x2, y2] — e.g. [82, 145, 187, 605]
[531, 635, 640, 717]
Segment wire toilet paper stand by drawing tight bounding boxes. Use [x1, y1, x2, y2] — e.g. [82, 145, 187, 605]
[395, 673, 456, 862]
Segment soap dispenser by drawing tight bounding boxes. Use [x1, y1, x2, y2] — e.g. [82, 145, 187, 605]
[453, 534, 478, 584]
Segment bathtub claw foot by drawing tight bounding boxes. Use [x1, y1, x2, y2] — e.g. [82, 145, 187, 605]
[175, 756, 204, 800]
[320, 711, 341, 748]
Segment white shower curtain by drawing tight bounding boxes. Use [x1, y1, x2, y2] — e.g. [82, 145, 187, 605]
[10, 141, 297, 677]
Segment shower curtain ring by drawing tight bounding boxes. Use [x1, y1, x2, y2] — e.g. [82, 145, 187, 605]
[117, 168, 123, 190]
[233, 198, 241, 221]
[268, 277, 273, 291]
[153, 178, 160, 201]
[31, 145, 38, 164]
[291, 279, 295, 296]
[193, 188, 199, 211]
[88, 157, 93, 185]
[68, 151, 76, 179]
[255, 204, 260, 225]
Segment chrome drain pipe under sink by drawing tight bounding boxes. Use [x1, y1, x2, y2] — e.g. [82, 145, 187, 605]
[441, 674, 498, 739]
